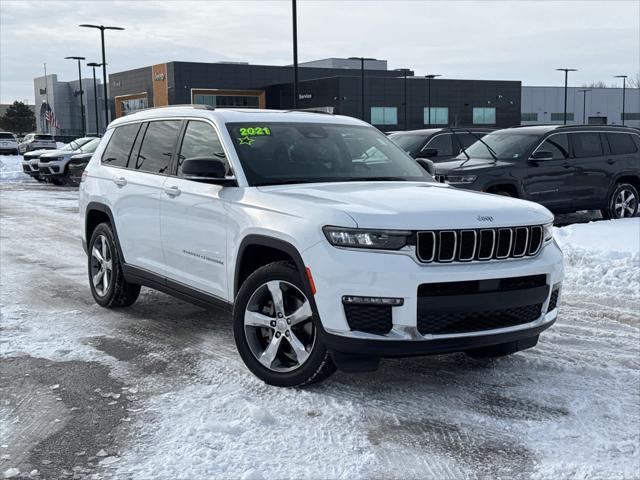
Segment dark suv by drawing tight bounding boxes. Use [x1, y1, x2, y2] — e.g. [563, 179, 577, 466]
[435, 125, 640, 219]
[389, 128, 493, 162]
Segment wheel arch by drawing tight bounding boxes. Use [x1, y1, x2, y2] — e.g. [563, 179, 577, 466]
[84, 202, 126, 262]
[612, 173, 640, 194]
[483, 181, 522, 198]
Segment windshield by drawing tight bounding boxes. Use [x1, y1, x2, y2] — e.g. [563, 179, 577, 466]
[227, 122, 430, 186]
[460, 132, 540, 160]
[80, 138, 100, 153]
[62, 141, 79, 151]
[389, 134, 426, 156]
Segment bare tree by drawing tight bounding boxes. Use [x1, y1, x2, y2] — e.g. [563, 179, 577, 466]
[626, 73, 640, 89]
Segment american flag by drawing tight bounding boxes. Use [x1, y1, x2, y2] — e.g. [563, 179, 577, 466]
[43, 104, 61, 129]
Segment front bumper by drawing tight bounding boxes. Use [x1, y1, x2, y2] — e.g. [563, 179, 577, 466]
[38, 160, 64, 178]
[304, 239, 563, 354]
[22, 160, 40, 176]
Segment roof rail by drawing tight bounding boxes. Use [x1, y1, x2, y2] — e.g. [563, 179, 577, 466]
[284, 108, 334, 115]
[138, 104, 215, 113]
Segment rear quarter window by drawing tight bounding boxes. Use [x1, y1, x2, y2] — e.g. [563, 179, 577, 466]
[101, 124, 141, 168]
[606, 133, 638, 155]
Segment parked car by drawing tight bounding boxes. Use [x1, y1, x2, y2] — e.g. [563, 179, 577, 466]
[18, 133, 56, 154]
[22, 137, 95, 181]
[389, 128, 494, 162]
[65, 152, 94, 186]
[0, 132, 19, 155]
[435, 125, 640, 219]
[80, 106, 563, 386]
[39, 137, 101, 185]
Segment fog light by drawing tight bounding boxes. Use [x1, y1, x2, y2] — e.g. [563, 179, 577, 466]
[342, 295, 404, 306]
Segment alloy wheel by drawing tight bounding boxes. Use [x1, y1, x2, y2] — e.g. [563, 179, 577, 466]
[90, 234, 113, 297]
[614, 188, 637, 218]
[244, 280, 315, 372]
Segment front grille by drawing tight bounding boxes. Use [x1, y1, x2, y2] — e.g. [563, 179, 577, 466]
[344, 304, 392, 335]
[417, 225, 544, 263]
[417, 303, 543, 335]
[547, 288, 559, 312]
[22, 164, 31, 173]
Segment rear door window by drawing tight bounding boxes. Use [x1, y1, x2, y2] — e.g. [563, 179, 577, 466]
[571, 132, 603, 158]
[606, 133, 638, 155]
[101, 123, 141, 168]
[423, 134, 453, 156]
[132, 120, 181, 174]
[537, 134, 570, 159]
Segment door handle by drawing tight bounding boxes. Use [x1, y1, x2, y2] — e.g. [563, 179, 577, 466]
[607, 159, 615, 165]
[164, 185, 181, 197]
[113, 176, 127, 187]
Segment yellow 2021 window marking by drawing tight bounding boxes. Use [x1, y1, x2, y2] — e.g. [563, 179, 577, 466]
[239, 127, 271, 137]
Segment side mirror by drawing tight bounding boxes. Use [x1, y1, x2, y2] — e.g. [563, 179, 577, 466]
[418, 148, 438, 158]
[530, 150, 554, 161]
[416, 158, 436, 176]
[181, 157, 236, 185]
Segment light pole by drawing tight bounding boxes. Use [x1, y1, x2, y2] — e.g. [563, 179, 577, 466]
[79, 24, 125, 130]
[349, 57, 377, 120]
[87, 62, 103, 134]
[614, 75, 628, 125]
[292, 0, 299, 109]
[424, 74, 441, 126]
[394, 68, 411, 130]
[577, 89, 591, 124]
[65, 56, 86, 136]
[556, 68, 577, 125]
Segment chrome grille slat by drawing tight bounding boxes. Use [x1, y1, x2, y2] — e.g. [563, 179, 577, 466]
[417, 225, 543, 264]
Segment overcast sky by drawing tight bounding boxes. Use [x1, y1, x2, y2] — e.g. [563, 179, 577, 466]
[1, 0, 638, 104]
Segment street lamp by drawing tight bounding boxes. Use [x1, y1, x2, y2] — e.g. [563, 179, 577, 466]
[292, 0, 299, 109]
[577, 89, 591, 124]
[348, 57, 377, 120]
[394, 68, 411, 130]
[87, 62, 103, 134]
[65, 56, 86, 136]
[614, 75, 628, 125]
[79, 24, 125, 130]
[424, 74, 441, 126]
[556, 68, 577, 125]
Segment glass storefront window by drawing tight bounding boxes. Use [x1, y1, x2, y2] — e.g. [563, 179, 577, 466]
[193, 94, 260, 108]
[423, 107, 449, 125]
[473, 107, 496, 125]
[121, 97, 148, 116]
[371, 107, 397, 125]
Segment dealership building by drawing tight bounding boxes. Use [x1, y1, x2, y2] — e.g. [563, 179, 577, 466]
[108, 58, 521, 130]
[33, 57, 639, 133]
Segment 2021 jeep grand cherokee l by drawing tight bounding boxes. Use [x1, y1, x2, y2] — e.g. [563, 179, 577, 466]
[79, 106, 564, 386]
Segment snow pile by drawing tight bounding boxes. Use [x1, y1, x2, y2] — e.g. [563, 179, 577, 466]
[553, 218, 639, 296]
[0, 155, 33, 184]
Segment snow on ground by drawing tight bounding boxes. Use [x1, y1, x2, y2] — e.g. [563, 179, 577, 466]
[0, 154, 34, 184]
[1, 184, 638, 479]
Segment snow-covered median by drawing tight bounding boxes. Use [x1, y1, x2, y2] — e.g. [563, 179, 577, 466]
[554, 218, 639, 296]
[0, 155, 33, 184]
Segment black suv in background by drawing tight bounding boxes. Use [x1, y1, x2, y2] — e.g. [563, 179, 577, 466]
[389, 128, 493, 162]
[435, 125, 640, 219]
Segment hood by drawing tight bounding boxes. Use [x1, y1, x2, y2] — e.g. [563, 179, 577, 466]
[40, 149, 74, 159]
[70, 152, 93, 160]
[257, 181, 552, 230]
[435, 157, 514, 173]
[25, 148, 60, 158]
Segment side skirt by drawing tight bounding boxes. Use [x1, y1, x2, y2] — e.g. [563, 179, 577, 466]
[122, 264, 233, 313]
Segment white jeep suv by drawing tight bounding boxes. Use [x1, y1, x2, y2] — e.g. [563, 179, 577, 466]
[79, 106, 563, 386]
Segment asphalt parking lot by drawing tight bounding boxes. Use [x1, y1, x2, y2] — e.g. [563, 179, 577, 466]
[1, 177, 639, 479]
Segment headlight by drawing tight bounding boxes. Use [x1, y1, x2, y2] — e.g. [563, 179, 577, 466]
[543, 222, 554, 244]
[323, 226, 411, 250]
[445, 175, 477, 184]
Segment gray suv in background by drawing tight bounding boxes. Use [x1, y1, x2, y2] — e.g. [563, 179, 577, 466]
[435, 125, 640, 219]
[389, 128, 493, 162]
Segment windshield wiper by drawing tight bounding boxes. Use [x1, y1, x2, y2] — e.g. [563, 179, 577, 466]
[341, 176, 408, 182]
[462, 129, 499, 163]
[254, 179, 314, 186]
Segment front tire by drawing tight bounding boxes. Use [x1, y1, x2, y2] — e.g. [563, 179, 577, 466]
[233, 261, 336, 387]
[601, 183, 638, 219]
[88, 223, 140, 308]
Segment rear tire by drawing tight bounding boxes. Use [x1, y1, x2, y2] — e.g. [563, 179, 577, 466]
[466, 335, 539, 359]
[88, 223, 140, 308]
[233, 261, 336, 387]
[601, 183, 638, 219]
